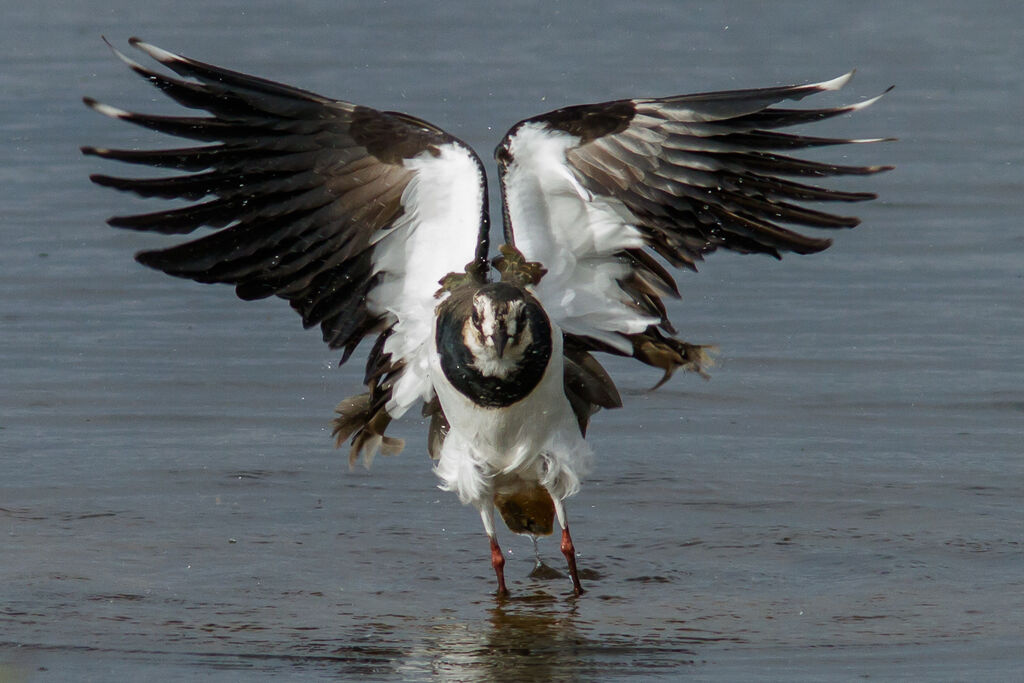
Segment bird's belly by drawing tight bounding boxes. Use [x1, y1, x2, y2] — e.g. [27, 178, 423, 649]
[428, 330, 589, 505]
[434, 358, 574, 467]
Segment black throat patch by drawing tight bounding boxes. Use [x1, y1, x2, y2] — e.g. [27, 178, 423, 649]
[436, 288, 552, 408]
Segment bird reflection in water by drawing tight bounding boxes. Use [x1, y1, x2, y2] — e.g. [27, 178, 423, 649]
[400, 589, 701, 682]
[415, 593, 589, 682]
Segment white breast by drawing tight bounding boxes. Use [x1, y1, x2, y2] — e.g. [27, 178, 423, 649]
[428, 316, 590, 508]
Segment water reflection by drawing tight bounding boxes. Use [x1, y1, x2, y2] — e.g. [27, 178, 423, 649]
[404, 592, 584, 682]
[400, 590, 701, 682]
[477, 594, 584, 682]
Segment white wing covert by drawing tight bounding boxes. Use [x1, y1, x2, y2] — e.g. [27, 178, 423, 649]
[497, 72, 891, 383]
[83, 39, 489, 463]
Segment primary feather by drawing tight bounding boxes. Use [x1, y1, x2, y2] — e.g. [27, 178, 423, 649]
[84, 37, 490, 467]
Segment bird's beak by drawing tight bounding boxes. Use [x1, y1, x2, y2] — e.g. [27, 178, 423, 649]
[492, 327, 509, 357]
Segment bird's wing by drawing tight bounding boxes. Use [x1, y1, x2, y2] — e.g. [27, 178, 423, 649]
[83, 39, 489, 461]
[496, 72, 891, 381]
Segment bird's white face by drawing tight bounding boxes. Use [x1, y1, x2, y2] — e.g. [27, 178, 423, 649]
[464, 293, 534, 379]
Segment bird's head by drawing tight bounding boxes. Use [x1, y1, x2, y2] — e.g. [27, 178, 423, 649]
[463, 283, 538, 378]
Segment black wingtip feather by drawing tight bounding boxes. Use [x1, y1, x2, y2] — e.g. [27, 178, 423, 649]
[89, 173, 135, 192]
[133, 249, 160, 269]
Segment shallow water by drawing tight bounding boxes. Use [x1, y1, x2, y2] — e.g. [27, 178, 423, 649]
[3, 1, 1022, 679]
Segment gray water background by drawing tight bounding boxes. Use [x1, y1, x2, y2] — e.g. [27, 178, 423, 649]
[2, 0, 1022, 679]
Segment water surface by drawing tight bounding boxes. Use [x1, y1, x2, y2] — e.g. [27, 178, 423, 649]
[2, 1, 1022, 679]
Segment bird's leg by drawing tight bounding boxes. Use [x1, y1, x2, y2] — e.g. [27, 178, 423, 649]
[552, 497, 585, 595]
[489, 536, 508, 598]
[480, 505, 509, 598]
[560, 528, 583, 595]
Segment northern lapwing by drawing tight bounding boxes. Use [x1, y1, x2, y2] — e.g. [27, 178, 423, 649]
[83, 39, 891, 597]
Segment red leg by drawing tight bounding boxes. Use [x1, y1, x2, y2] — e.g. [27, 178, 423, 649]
[560, 526, 585, 595]
[490, 535, 509, 598]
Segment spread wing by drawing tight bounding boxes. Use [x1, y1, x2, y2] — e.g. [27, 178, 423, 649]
[83, 39, 489, 459]
[496, 72, 891, 383]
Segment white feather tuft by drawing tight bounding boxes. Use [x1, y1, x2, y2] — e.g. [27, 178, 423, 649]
[84, 99, 131, 120]
[816, 70, 855, 92]
[502, 123, 657, 353]
[129, 38, 183, 66]
[367, 143, 485, 419]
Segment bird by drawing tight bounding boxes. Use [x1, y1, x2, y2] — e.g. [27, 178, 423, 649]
[82, 38, 891, 597]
